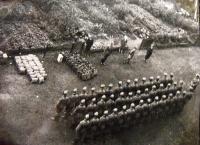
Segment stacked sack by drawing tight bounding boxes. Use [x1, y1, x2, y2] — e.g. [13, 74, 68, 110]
[14, 54, 47, 84]
[63, 51, 97, 81]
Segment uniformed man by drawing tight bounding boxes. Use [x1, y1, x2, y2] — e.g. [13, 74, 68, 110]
[126, 48, 136, 64]
[123, 80, 131, 93]
[107, 94, 115, 104]
[100, 46, 112, 65]
[71, 99, 86, 123]
[108, 108, 118, 131]
[118, 105, 128, 129]
[149, 76, 154, 84]
[80, 86, 88, 99]
[144, 40, 155, 63]
[97, 95, 107, 108]
[91, 112, 100, 133]
[107, 83, 114, 95]
[142, 77, 147, 84]
[52, 90, 68, 121]
[127, 103, 136, 126]
[88, 98, 97, 107]
[99, 110, 109, 133]
[170, 73, 174, 81]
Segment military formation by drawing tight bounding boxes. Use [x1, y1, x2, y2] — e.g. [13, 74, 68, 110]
[63, 51, 98, 81]
[53, 73, 199, 144]
[14, 54, 47, 83]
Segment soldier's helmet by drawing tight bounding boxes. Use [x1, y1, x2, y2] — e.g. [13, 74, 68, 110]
[85, 114, 90, 120]
[134, 78, 139, 84]
[179, 80, 184, 86]
[152, 85, 157, 90]
[113, 108, 118, 113]
[176, 91, 181, 96]
[159, 84, 164, 89]
[91, 87, 96, 92]
[147, 98, 152, 103]
[189, 86, 194, 91]
[142, 77, 147, 83]
[102, 95, 107, 100]
[156, 76, 160, 81]
[81, 99, 86, 104]
[130, 103, 135, 108]
[155, 96, 159, 101]
[94, 112, 99, 117]
[170, 73, 174, 79]
[73, 88, 78, 94]
[169, 93, 173, 98]
[110, 94, 115, 99]
[167, 83, 171, 89]
[120, 92, 125, 97]
[162, 95, 167, 100]
[127, 79, 131, 84]
[164, 72, 168, 79]
[122, 105, 127, 111]
[139, 99, 144, 105]
[63, 90, 68, 96]
[149, 76, 154, 82]
[128, 92, 133, 97]
[118, 81, 123, 86]
[104, 110, 109, 116]
[196, 73, 200, 79]
[100, 84, 105, 89]
[82, 86, 87, 92]
[136, 90, 141, 95]
[173, 82, 177, 87]
[183, 91, 186, 96]
[92, 98, 96, 103]
[108, 83, 113, 89]
[145, 88, 149, 93]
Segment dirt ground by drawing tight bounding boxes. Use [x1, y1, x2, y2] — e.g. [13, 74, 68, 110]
[0, 47, 199, 145]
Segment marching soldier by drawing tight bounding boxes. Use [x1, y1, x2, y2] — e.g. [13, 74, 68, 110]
[123, 79, 131, 93]
[118, 105, 128, 129]
[52, 90, 68, 121]
[106, 83, 114, 95]
[91, 112, 100, 133]
[107, 94, 115, 104]
[127, 103, 136, 126]
[97, 95, 107, 109]
[99, 110, 109, 133]
[108, 108, 118, 131]
[79, 86, 88, 99]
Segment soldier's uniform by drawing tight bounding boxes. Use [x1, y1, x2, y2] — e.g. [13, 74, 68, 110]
[72, 99, 86, 125]
[108, 108, 118, 131]
[53, 90, 68, 121]
[99, 110, 109, 133]
[127, 103, 136, 126]
[90, 112, 100, 133]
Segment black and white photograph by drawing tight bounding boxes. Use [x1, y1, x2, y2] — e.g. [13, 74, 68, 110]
[0, 0, 199, 145]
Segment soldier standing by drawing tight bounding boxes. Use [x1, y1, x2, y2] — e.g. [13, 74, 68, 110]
[145, 40, 155, 63]
[100, 45, 113, 65]
[52, 90, 68, 121]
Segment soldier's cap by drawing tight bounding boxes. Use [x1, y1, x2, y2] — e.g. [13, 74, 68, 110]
[170, 73, 174, 77]
[160, 84, 164, 88]
[139, 99, 144, 104]
[128, 92, 133, 96]
[83, 86, 87, 91]
[110, 94, 115, 98]
[142, 77, 147, 81]
[113, 108, 118, 112]
[102, 95, 107, 99]
[120, 92, 125, 96]
[91, 87, 96, 91]
[127, 80, 131, 83]
[73, 88, 78, 92]
[134, 78, 139, 83]
[189, 86, 194, 91]
[162, 95, 167, 99]
[156, 76, 160, 80]
[145, 88, 149, 92]
[85, 114, 90, 119]
[92, 98, 96, 102]
[176, 91, 181, 95]
[147, 98, 152, 102]
[104, 110, 109, 115]
[100, 84, 105, 88]
[63, 90, 68, 95]
[118, 81, 123, 85]
[152, 85, 156, 89]
[179, 80, 184, 85]
[169, 93, 173, 97]
[81, 99, 86, 104]
[94, 112, 99, 117]
[167, 83, 171, 87]
[137, 90, 141, 94]
[155, 96, 159, 101]
[130, 103, 135, 108]
[123, 105, 127, 110]
[149, 76, 154, 81]
[108, 83, 113, 88]
[164, 72, 168, 76]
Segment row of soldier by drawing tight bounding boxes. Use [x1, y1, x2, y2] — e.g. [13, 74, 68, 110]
[74, 90, 193, 144]
[53, 73, 177, 121]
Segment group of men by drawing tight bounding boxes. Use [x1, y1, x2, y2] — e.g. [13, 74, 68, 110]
[100, 35, 155, 65]
[53, 73, 199, 144]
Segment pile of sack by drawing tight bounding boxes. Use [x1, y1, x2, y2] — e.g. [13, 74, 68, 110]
[63, 52, 97, 81]
[14, 54, 47, 84]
